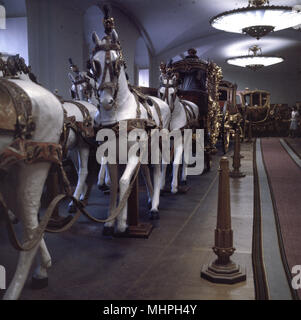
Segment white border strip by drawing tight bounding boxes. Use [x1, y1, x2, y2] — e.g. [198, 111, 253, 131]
[256, 139, 292, 300]
[280, 139, 301, 169]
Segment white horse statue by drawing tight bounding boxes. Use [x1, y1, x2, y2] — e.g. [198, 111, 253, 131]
[0, 54, 107, 299]
[0, 54, 64, 300]
[91, 13, 171, 234]
[68, 59, 111, 192]
[15, 55, 100, 214]
[158, 64, 199, 193]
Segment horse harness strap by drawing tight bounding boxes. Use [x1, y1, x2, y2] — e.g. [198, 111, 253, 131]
[131, 86, 163, 130]
[102, 118, 157, 137]
[0, 79, 67, 176]
[0, 136, 64, 169]
[0, 78, 35, 139]
[64, 100, 93, 135]
[133, 90, 152, 121]
[179, 100, 199, 131]
[56, 98, 95, 157]
[181, 100, 195, 121]
[149, 97, 163, 129]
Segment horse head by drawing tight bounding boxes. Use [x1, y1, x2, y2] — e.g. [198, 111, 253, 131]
[158, 65, 179, 111]
[68, 58, 94, 102]
[91, 16, 125, 111]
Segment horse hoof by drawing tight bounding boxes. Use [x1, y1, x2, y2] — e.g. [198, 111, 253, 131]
[68, 203, 77, 214]
[31, 276, 48, 290]
[102, 226, 114, 236]
[149, 210, 160, 220]
[177, 185, 190, 194]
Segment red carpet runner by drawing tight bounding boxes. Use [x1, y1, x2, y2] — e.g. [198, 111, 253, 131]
[261, 138, 301, 299]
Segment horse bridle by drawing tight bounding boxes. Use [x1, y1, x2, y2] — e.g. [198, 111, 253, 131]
[161, 78, 178, 112]
[93, 37, 125, 109]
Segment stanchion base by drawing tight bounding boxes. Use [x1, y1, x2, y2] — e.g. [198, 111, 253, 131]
[125, 223, 153, 239]
[201, 262, 246, 284]
[229, 170, 246, 178]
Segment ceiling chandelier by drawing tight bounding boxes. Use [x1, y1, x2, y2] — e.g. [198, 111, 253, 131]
[210, 0, 301, 39]
[226, 45, 284, 70]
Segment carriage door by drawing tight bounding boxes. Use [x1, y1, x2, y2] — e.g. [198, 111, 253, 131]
[252, 92, 260, 107]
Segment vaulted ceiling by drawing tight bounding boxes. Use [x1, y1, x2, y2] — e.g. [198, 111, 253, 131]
[3, 0, 301, 74]
[80, 0, 301, 74]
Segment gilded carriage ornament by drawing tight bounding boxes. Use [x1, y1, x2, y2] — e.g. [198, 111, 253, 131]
[207, 62, 223, 152]
[218, 80, 243, 153]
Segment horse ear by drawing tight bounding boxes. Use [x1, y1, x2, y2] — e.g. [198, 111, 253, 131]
[92, 32, 101, 45]
[111, 29, 119, 43]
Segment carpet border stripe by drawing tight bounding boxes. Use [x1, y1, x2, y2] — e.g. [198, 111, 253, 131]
[280, 138, 301, 168]
[260, 138, 299, 300]
[252, 139, 269, 300]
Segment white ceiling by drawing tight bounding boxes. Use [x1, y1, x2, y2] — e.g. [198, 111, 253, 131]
[3, 0, 301, 73]
[87, 0, 301, 74]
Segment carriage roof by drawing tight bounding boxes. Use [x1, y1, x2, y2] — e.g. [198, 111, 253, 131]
[238, 89, 270, 96]
[171, 57, 208, 74]
[219, 80, 237, 90]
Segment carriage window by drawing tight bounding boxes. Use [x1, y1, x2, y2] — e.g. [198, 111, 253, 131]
[138, 69, 149, 87]
[262, 93, 267, 105]
[253, 93, 260, 106]
[219, 90, 227, 101]
[244, 94, 251, 106]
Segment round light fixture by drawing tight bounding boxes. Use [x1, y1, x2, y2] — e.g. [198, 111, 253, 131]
[210, 0, 301, 39]
[226, 45, 284, 70]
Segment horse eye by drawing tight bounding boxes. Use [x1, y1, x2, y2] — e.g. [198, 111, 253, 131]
[93, 60, 102, 78]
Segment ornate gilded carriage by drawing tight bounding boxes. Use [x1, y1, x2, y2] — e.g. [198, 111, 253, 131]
[170, 53, 223, 153]
[135, 51, 223, 157]
[218, 80, 243, 153]
[237, 89, 290, 137]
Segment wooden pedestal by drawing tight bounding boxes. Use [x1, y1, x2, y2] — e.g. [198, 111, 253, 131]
[126, 176, 153, 238]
